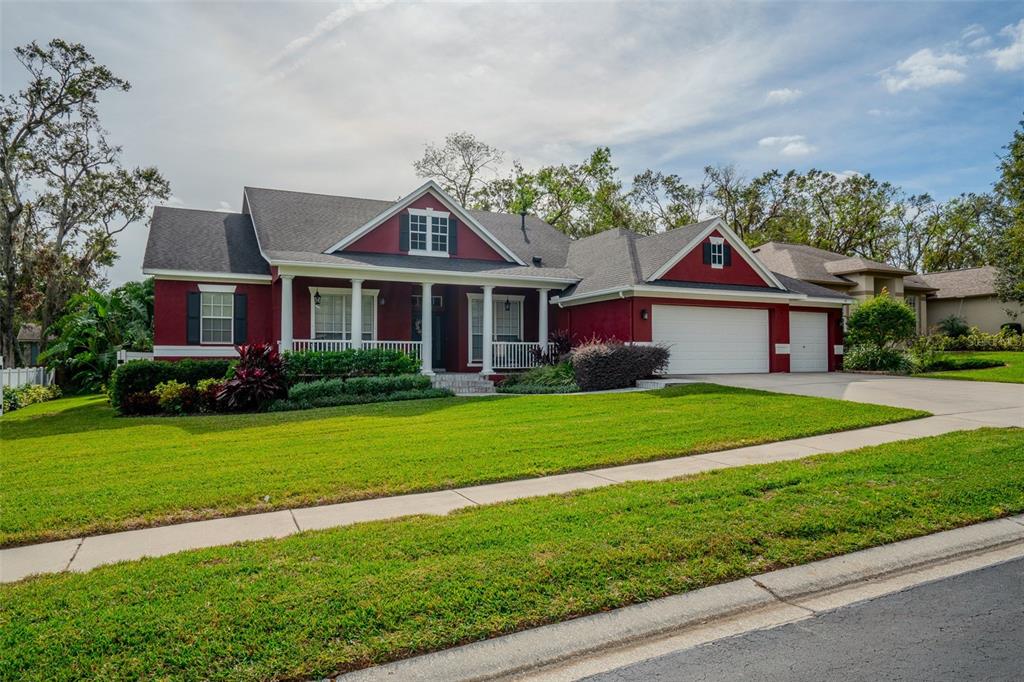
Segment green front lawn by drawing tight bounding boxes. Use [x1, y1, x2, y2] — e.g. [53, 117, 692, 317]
[917, 351, 1024, 383]
[0, 385, 924, 547]
[2, 428, 1021, 681]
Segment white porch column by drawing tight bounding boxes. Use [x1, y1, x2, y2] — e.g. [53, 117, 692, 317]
[280, 274, 294, 351]
[420, 282, 434, 375]
[350, 278, 363, 349]
[482, 285, 494, 375]
[537, 288, 550, 352]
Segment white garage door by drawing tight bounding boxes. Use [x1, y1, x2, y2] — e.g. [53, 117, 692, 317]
[790, 311, 828, 372]
[652, 305, 769, 374]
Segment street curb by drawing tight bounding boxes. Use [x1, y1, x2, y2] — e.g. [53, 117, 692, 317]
[334, 515, 1024, 682]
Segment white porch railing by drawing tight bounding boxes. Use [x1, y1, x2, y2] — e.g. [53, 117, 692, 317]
[291, 339, 422, 360]
[492, 341, 543, 369]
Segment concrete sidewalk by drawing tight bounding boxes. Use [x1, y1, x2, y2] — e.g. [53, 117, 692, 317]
[3, 402, 1018, 583]
[336, 515, 1024, 682]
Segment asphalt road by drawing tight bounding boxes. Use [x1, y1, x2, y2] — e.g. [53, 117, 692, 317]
[584, 556, 1024, 682]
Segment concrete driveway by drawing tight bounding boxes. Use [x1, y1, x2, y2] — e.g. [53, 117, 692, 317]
[678, 372, 1023, 427]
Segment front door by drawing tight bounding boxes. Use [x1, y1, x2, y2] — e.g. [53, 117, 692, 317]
[412, 304, 446, 370]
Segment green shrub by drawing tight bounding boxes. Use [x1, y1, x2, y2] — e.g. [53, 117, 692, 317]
[845, 292, 917, 350]
[571, 342, 670, 391]
[843, 345, 913, 373]
[282, 349, 419, 384]
[122, 391, 161, 416]
[269, 387, 452, 412]
[498, 362, 579, 393]
[1, 384, 62, 414]
[195, 378, 224, 413]
[497, 383, 579, 394]
[936, 315, 970, 338]
[287, 375, 430, 402]
[927, 327, 1024, 352]
[108, 359, 231, 412]
[151, 380, 200, 415]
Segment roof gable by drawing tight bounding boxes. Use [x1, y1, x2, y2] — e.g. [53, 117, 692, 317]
[323, 181, 525, 265]
[645, 219, 784, 289]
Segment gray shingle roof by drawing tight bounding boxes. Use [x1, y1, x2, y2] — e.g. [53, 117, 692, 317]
[144, 207, 269, 275]
[824, 256, 913, 276]
[633, 219, 718, 279]
[921, 266, 999, 299]
[750, 242, 857, 286]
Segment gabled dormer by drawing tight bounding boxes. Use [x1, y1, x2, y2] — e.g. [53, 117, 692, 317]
[322, 181, 525, 264]
[645, 219, 784, 289]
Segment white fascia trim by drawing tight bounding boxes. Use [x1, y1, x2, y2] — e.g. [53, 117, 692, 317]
[144, 269, 272, 283]
[646, 219, 786, 290]
[197, 283, 237, 293]
[552, 284, 806, 307]
[154, 345, 239, 358]
[274, 261, 578, 287]
[321, 180, 527, 266]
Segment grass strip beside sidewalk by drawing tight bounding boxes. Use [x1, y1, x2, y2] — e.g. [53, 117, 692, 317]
[1, 384, 924, 546]
[3, 428, 1022, 682]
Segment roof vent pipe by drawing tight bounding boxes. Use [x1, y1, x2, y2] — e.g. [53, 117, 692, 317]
[520, 210, 527, 230]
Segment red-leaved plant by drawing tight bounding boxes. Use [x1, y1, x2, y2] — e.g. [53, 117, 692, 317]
[217, 343, 287, 411]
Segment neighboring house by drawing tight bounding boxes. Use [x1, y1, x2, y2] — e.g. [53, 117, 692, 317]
[16, 324, 42, 365]
[143, 181, 849, 376]
[752, 242, 937, 334]
[920, 266, 1022, 333]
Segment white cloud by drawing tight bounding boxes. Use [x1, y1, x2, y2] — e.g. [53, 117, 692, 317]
[987, 19, 1024, 71]
[832, 169, 862, 181]
[765, 88, 803, 105]
[214, 201, 234, 212]
[758, 135, 817, 156]
[881, 48, 967, 93]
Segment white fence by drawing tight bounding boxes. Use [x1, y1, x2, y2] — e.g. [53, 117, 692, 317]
[492, 342, 543, 369]
[117, 350, 155, 364]
[1, 366, 54, 389]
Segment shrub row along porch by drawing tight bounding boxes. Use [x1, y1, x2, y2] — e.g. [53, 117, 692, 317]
[278, 278, 552, 374]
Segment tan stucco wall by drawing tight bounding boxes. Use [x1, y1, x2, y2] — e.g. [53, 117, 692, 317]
[926, 296, 1023, 334]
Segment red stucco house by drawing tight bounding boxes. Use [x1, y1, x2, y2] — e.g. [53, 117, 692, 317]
[143, 180, 848, 378]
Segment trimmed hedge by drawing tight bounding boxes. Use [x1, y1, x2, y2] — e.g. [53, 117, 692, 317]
[282, 349, 420, 384]
[570, 342, 669, 391]
[842, 345, 913, 373]
[287, 374, 430, 402]
[498, 363, 579, 394]
[920, 357, 1004, 372]
[497, 384, 578, 394]
[108, 360, 232, 413]
[269, 387, 452, 412]
[927, 329, 1024, 352]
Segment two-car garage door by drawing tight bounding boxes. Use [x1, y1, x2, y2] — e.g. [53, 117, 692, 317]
[652, 305, 769, 374]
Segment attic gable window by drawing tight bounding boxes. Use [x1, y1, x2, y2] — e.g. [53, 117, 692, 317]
[406, 208, 450, 257]
[710, 237, 725, 269]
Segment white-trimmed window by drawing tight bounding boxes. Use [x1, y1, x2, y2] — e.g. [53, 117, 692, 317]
[408, 208, 450, 256]
[710, 237, 725, 269]
[200, 292, 233, 344]
[310, 288, 377, 341]
[467, 294, 524, 364]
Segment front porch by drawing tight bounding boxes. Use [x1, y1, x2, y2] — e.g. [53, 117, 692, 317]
[278, 275, 552, 374]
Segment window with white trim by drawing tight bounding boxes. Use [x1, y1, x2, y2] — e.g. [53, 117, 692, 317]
[200, 292, 233, 343]
[410, 214, 428, 251]
[311, 290, 377, 341]
[468, 294, 523, 364]
[408, 209, 450, 256]
[710, 239, 725, 268]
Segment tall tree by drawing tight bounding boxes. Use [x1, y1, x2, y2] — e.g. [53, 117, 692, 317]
[0, 39, 168, 365]
[991, 117, 1024, 311]
[413, 131, 503, 206]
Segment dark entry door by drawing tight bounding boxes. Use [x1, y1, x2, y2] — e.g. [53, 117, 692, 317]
[412, 307, 446, 370]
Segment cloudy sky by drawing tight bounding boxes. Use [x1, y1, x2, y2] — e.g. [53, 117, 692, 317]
[3, 1, 1023, 286]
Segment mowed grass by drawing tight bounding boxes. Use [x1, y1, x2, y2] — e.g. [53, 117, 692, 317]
[0, 385, 925, 546]
[917, 350, 1024, 383]
[2, 428, 1021, 682]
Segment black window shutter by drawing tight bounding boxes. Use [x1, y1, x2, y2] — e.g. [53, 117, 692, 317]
[233, 293, 248, 344]
[724, 244, 733, 266]
[186, 291, 201, 344]
[702, 242, 712, 264]
[448, 218, 458, 255]
[399, 213, 410, 251]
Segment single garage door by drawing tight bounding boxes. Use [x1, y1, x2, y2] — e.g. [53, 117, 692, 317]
[790, 311, 828, 372]
[652, 305, 769, 374]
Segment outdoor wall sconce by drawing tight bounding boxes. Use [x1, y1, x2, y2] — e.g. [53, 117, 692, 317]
[504, 297, 511, 312]
[640, 308, 649, 320]
[313, 290, 322, 306]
